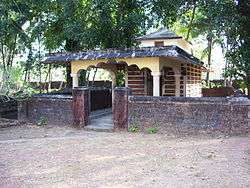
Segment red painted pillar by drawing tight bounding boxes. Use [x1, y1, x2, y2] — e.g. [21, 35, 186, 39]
[72, 87, 90, 127]
[113, 87, 131, 130]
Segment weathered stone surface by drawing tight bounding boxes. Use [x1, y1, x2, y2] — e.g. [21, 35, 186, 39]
[202, 87, 234, 97]
[113, 87, 131, 130]
[0, 99, 17, 119]
[128, 96, 250, 135]
[18, 95, 73, 125]
[0, 118, 24, 128]
[72, 87, 90, 127]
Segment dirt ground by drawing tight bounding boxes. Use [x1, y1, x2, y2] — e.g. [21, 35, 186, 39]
[0, 125, 249, 188]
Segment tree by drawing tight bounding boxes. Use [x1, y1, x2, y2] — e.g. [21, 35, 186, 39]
[2, 0, 249, 96]
[151, 0, 244, 88]
[42, 0, 148, 50]
[39, 0, 149, 87]
[225, 0, 250, 96]
[0, 0, 31, 71]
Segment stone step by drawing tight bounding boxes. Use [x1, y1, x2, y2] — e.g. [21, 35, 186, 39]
[85, 113, 114, 132]
[90, 108, 112, 120]
[84, 125, 114, 132]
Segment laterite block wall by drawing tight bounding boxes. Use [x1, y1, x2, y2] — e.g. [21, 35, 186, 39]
[18, 95, 73, 125]
[128, 96, 250, 135]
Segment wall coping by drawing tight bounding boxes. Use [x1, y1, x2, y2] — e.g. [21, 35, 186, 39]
[32, 94, 73, 100]
[73, 87, 89, 91]
[114, 87, 131, 91]
[129, 96, 250, 105]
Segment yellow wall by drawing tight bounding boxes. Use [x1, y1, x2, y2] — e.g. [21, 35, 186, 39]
[139, 38, 193, 54]
[71, 57, 161, 74]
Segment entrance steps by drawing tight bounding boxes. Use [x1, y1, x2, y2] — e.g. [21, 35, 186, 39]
[89, 108, 112, 119]
[84, 108, 113, 132]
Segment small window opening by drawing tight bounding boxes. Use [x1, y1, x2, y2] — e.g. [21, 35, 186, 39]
[155, 41, 164, 47]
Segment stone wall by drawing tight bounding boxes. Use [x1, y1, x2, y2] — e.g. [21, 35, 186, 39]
[0, 99, 17, 119]
[128, 96, 250, 135]
[202, 87, 234, 97]
[18, 95, 73, 125]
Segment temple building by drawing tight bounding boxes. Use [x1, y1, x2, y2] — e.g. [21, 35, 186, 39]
[44, 28, 204, 97]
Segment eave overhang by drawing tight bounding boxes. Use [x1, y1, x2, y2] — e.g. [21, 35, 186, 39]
[43, 45, 204, 66]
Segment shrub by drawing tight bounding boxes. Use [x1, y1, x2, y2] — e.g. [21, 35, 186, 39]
[128, 125, 139, 133]
[0, 66, 37, 101]
[147, 127, 158, 134]
[37, 116, 48, 126]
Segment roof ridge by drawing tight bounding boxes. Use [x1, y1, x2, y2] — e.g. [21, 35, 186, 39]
[139, 27, 166, 37]
[136, 28, 181, 40]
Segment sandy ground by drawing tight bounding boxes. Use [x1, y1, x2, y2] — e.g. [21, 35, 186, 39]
[0, 125, 249, 188]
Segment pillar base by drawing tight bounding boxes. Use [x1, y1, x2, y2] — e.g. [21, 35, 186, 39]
[70, 73, 80, 88]
[152, 72, 161, 96]
[113, 87, 131, 130]
[72, 87, 90, 127]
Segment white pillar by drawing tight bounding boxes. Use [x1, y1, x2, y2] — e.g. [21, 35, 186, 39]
[108, 70, 116, 103]
[70, 73, 79, 88]
[111, 72, 116, 90]
[125, 68, 128, 87]
[175, 74, 181, 97]
[152, 72, 161, 96]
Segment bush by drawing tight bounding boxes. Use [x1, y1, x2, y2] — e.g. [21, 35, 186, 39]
[128, 125, 139, 133]
[147, 127, 158, 134]
[0, 66, 37, 101]
[37, 116, 48, 126]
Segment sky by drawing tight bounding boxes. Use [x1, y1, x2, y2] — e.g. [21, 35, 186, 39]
[192, 36, 225, 80]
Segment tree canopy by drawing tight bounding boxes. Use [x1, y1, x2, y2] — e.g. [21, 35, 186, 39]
[0, 0, 249, 96]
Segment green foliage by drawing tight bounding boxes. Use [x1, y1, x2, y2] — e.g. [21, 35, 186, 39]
[128, 125, 140, 133]
[224, 0, 250, 96]
[151, 0, 189, 27]
[147, 127, 158, 134]
[41, 0, 149, 50]
[78, 70, 87, 86]
[37, 116, 48, 126]
[116, 70, 125, 87]
[1, 0, 249, 96]
[0, 0, 28, 70]
[151, 0, 250, 94]
[0, 65, 37, 100]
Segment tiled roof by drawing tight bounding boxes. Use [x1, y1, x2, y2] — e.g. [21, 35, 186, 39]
[136, 28, 182, 40]
[43, 45, 203, 66]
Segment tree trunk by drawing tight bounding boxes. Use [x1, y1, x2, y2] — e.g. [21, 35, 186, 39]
[186, 0, 196, 41]
[48, 65, 52, 92]
[0, 42, 6, 72]
[247, 84, 250, 98]
[24, 69, 28, 82]
[246, 74, 250, 98]
[206, 35, 213, 87]
[44, 64, 51, 92]
[66, 64, 72, 88]
[38, 33, 42, 93]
